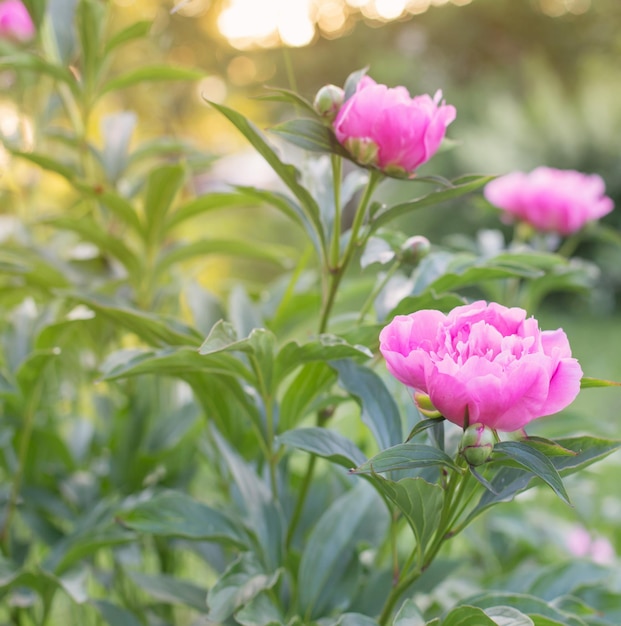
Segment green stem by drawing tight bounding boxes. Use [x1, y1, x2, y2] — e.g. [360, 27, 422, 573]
[377, 567, 422, 626]
[330, 155, 343, 269]
[285, 454, 316, 550]
[357, 260, 399, 324]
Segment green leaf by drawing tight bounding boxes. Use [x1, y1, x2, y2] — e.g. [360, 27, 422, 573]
[483, 606, 534, 626]
[166, 191, 258, 230]
[580, 376, 621, 388]
[43, 215, 141, 278]
[15, 349, 60, 396]
[143, 163, 185, 249]
[118, 490, 247, 545]
[464, 592, 586, 626]
[100, 65, 204, 95]
[65, 293, 202, 346]
[279, 362, 337, 431]
[277, 427, 367, 469]
[235, 591, 284, 626]
[10, 149, 76, 181]
[104, 20, 151, 55]
[74, 182, 143, 234]
[519, 436, 576, 458]
[297, 482, 386, 618]
[351, 443, 460, 475]
[92, 600, 144, 626]
[368, 476, 443, 555]
[206, 553, 281, 623]
[370, 176, 494, 232]
[493, 441, 570, 505]
[334, 614, 380, 626]
[527, 561, 609, 602]
[465, 436, 621, 525]
[256, 85, 317, 115]
[331, 360, 402, 450]
[270, 118, 348, 155]
[0, 53, 77, 90]
[124, 570, 208, 612]
[393, 599, 425, 626]
[274, 334, 372, 385]
[212, 430, 284, 570]
[208, 101, 325, 256]
[343, 66, 369, 100]
[405, 418, 446, 442]
[77, 0, 104, 92]
[441, 606, 498, 626]
[155, 238, 294, 276]
[100, 346, 253, 382]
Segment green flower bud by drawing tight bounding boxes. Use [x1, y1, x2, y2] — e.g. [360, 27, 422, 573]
[399, 236, 431, 265]
[414, 392, 442, 419]
[313, 84, 345, 121]
[459, 423, 496, 466]
[344, 136, 380, 167]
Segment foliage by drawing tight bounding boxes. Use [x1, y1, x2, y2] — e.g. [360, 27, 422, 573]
[0, 3, 620, 626]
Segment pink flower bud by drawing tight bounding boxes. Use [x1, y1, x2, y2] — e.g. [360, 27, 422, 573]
[333, 76, 455, 176]
[0, 0, 34, 41]
[379, 301, 583, 432]
[313, 84, 345, 121]
[484, 167, 614, 236]
[459, 423, 496, 466]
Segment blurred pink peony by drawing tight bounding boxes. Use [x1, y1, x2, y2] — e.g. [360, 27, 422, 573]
[0, 0, 34, 41]
[566, 526, 615, 564]
[484, 167, 614, 235]
[333, 76, 456, 176]
[379, 300, 583, 432]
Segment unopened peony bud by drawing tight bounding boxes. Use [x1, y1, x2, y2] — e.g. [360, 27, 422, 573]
[459, 423, 495, 466]
[414, 392, 442, 419]
[400, 236, 431, 265]
[313, 84, 345, 121]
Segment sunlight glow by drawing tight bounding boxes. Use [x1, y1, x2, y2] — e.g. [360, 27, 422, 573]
[216, 0, 582, 50]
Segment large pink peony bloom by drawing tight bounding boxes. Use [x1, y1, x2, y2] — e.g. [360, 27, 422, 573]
[333, 76, 456, 176]
[379, 301, 583, 432]
[484, 167, 614, 235]
[0, 0, 34, 41]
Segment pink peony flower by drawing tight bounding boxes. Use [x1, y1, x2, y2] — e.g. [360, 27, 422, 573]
[379, 301, 583, 432]
[332, 76, 456, 176]
[566, 526, 616, 564]
[484, 167, 614, 236]
[0, 0, 34, 41]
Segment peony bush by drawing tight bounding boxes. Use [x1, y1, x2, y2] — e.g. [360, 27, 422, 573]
[0, 7, 620, 626]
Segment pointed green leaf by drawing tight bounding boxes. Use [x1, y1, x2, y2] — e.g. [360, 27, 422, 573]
[334, 614, 380, 626]
[298, 482, 386, 618]
[99, 346, 253, 382]
[351, 443, 460, 475]
[65, 293, 202, 346]
[118, 490, 247, 546]
[370, 176, 494, 232]
[256, 85, 317, 115]
[235, 591, 284, 626]
[124, 570, 208, 612]
[43, 215, 141, 277]
[155, 238, 293, 276]
[343, 67, 369, 100]
[277, 427, 367, 469]
[101, 65, 204, 95]
[104, 20, 151, 55]
[441, 606, 498, 626]
[0, 54, 77, 89]
[387, 292, 466, 319]
[393, 598, 425, 626]
[405, 418, 446, 442]
[207, 553, 281, 622]
[166, 191, 258, 230]
[10, 149, 76, 181]
[464, 592, 585, 626]
[493, 441, 570, 505]
[74, 183, 143, 234]
[331, 360, 402, 450]
[368, 476, 443, 555]
[270, 118, 348, 155]
[580, 376, 621, 388]
[483, 606, 534, 626]
[143, 163, 185, 248]
[92, 600, 143, 626]
[274, 334, 371, 384]
[208, 101, 325, 255]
